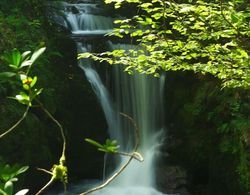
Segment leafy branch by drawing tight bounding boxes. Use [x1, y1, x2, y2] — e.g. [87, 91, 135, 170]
[0, 47, 68, 195]
[0, 47, 45, 139]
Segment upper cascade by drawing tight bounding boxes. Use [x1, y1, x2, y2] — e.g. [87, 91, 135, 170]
[47, 1, 115, 37]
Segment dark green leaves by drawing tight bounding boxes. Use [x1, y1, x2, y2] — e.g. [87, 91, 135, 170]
[2, 47, 46, 71]
[0, 162, 29, 195]
[0, 72, 16, 82]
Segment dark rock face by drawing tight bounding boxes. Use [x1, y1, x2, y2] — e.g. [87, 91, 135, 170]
[75, 0, 96, 3]
[157, 166, 190, 195]
[162, 71, 248, 195]
[71, 6, 79, 14]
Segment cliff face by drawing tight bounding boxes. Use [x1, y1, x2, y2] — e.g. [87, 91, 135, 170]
[163, 71, 249, 195]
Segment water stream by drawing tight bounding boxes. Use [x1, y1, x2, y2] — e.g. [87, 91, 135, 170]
[50, 1, 166, 194]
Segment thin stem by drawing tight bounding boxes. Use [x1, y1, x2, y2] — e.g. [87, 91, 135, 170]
[35, 177, 54, 195]
[0, 106, 29, 139]
[36, 100, 66, 159]
[37, 167, 53, 175]
[116, 151, 143, 162]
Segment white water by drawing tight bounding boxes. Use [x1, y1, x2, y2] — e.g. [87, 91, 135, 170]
[55, 1, 166, 194]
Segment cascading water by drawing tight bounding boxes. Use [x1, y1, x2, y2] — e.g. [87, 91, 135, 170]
[50, 1, 166, 194]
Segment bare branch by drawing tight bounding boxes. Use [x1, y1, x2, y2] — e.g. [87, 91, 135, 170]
[37, 168, 53, 175]
[0, 106, 29, 139]
[35, 177, 54, 195]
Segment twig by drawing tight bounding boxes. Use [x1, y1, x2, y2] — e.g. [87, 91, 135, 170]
[37, 167, 53, 175]
[116, 151, 144, 162]
[36, 99, 66, 159]
[35, 177, 54, 195]
[80, 112, 142, 195]
[0, 106, 29, 139]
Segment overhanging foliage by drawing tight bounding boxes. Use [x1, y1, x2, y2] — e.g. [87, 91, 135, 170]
[79, 0, 250, 88]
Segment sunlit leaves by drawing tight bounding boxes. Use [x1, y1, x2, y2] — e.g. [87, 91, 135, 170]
[1, 47, 45, 106]
[79, 0, 250, 88]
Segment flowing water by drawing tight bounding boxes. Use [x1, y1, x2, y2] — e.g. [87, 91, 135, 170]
[50, 1, 166, 194]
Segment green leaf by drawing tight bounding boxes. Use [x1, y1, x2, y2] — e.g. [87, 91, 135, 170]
[30, 76, 37, 88]
[30, 47, 46, 64]
[22, 84, 30, 90]
[0, 72, 16, 81]
[15, 166, 29, 176]
[11, 49, 22, 67]
[21, 51, 31, 61]
[20, 60, 32, 68]
[15, 189, 29, 195]
[4, 181, 13, 195]
[85, 138, 103, 148]
[14, 92, 31, 106]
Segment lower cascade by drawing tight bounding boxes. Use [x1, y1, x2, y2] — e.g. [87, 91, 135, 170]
[50, 1, 166, 194]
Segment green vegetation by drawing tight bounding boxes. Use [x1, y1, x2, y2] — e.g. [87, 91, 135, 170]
[0, 0, 249, 194]
[0, 161, 29, 195]
[80, 0, 250, 89]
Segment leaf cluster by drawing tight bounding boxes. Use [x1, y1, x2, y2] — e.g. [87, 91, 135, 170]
[0, 161, 29, 195]
[85, 138, 120, 153]
[0, 48, 45, 106]
[79, 0, 250, 88]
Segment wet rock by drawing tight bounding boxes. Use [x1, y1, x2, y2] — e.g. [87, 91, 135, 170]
[157, 166, 190, 195]
[71, 6, 79, 14]
[75, 0, 96, 3]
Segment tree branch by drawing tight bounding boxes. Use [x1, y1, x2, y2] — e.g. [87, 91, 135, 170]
[37, 167, 53, 175]
[35, 177, 54, 195]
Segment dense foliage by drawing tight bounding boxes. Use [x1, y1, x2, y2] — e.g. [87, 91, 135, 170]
[80, 0, 250, 89]
[0, 0, 249, 194]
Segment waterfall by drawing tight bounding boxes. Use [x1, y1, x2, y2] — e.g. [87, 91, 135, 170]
[50, 1, 166, 194]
